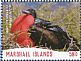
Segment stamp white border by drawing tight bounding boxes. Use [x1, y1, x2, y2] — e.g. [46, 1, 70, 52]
[1, 0, 81, 61]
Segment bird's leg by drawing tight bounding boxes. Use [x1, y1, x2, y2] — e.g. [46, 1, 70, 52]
[38, 27, 43, 47]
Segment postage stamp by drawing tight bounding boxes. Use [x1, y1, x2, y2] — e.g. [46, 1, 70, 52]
[0, 0, 81, 60]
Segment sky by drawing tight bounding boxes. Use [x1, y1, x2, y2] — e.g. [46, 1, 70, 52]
[24, 2, 79, 10]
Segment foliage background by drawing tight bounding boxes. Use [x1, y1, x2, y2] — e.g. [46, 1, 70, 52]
[2, 2, 80, 50]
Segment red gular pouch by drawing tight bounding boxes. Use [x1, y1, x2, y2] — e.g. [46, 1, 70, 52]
[11, 14, 34, 33]
[10, 14, 35, 47]
[14, 32, 35, 47]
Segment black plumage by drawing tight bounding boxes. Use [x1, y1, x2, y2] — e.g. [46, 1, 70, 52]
[30, 18, 80, 51]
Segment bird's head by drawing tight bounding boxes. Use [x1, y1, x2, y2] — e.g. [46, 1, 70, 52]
[22, 9, 37, 18]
